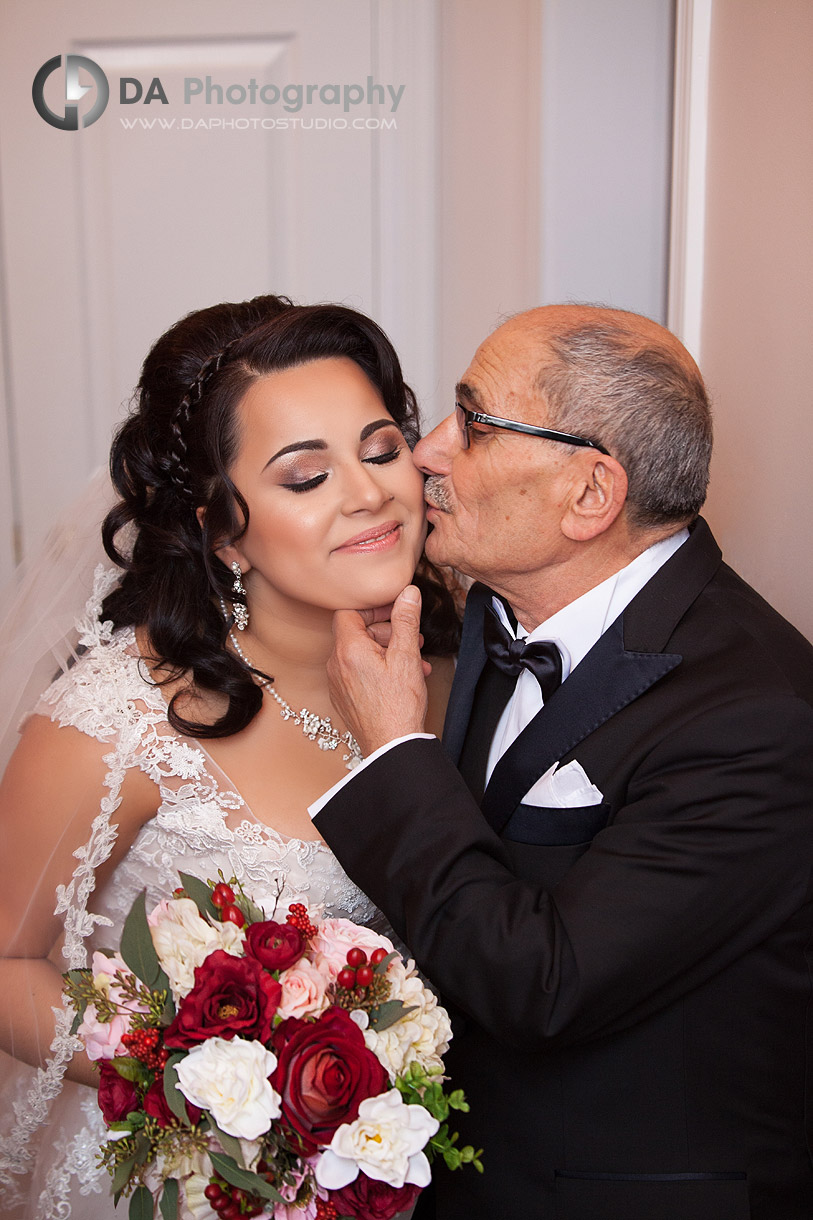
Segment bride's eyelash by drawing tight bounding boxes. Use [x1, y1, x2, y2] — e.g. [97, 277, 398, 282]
[283, 473, 328, 493]
[282, 445, 402, 492]
[363, 446, 402, 465]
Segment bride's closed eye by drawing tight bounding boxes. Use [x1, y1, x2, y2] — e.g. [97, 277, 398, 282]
[283, 472, 329, 493]
[363, 444, 404, 466]
[281, 441, 405, 493]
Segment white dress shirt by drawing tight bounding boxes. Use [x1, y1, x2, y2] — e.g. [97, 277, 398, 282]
[309, 529, 688, 818]
[486, 528, 688, 782]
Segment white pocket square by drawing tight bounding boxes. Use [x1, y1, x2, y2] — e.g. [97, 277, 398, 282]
[521, 760, 604, 808]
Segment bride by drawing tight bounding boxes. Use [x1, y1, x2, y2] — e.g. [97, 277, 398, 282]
[0, 294, 459, 1218]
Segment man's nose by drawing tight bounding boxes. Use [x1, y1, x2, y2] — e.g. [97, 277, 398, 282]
[413, 412, 457, 476]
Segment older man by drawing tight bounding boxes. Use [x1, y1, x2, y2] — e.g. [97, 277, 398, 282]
[313, 306, 813, 1219]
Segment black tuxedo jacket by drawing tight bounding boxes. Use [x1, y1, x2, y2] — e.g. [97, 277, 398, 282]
[315, 519, 813, 1219]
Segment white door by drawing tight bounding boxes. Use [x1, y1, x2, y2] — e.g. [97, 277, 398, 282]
[0, 0, 438, 582]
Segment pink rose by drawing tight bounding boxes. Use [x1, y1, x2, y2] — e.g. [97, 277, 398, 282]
[77, 1005, 130, 1061]
[77, 951, 143, 1060]
[309, 920, 394, 982]
[277, 960, 330, 1021]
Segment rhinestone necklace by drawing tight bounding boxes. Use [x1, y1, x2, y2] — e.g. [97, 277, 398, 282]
[222, 605, 361, 768]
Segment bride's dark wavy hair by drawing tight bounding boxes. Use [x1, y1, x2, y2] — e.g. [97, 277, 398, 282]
[102, 294, 461, 738]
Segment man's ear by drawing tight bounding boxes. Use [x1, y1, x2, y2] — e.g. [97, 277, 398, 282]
[561, 454, 628, 542]
[195, 506, 250, 574]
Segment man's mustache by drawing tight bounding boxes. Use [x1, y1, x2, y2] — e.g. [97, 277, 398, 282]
[424, 475, 453, 513]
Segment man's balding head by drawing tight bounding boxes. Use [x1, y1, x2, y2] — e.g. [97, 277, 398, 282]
[479, 305, 712, 529]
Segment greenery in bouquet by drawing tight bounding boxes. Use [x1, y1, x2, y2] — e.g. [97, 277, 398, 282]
[64, 873, 482, 1220]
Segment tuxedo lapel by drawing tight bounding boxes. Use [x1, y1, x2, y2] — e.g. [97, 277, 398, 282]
[480, 619, 681, 832]
[442, 583, 492, 763]
[479, 518, 723, 834]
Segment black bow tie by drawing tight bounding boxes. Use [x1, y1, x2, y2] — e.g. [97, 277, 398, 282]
[483, 606, 563, 702]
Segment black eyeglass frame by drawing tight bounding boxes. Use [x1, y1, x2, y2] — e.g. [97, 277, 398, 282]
[456, 402, 610, 455]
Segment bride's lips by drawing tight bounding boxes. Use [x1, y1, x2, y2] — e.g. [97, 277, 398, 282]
[333, 520, 403, 554]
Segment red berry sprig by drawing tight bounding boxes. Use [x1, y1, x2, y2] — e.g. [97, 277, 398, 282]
[315, 1200, 339, 1219]
[337, 948, 382, 992]
[211, 882, 235, 908]
[203, 1179, 263, 1219]
[120, 1027, 169, 1070]
[211, 883, 246, 927]
[286, 902, 317, 939]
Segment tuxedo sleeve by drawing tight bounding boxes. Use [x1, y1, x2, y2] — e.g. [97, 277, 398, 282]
[313, 693, 813, 1050]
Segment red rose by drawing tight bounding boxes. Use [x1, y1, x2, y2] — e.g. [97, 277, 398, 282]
[271, 1008, 388, 1152]
[98, 1061, 138, 1125]
[330, 1174, 421, 1220]
[163, 949, 282, 1048]
[244, 920, 304, 973]
[142, 1078, 202, 1128]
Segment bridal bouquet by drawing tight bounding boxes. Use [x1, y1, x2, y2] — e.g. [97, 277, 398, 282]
[65, 873, 481, 1220]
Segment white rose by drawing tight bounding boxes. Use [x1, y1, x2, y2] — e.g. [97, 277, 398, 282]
[315, 1088, 439, 1191]
[365, 976, 452, 1076]
[176, 1037, 281, 1141]
[148, 898, 245, 1002]
[277, 959, 330, 1020]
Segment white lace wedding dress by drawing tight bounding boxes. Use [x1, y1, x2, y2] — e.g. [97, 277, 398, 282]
[0, 578, 400, 1219]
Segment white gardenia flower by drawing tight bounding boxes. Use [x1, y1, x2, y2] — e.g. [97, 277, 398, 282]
[176, 1037, 281, 1141]
[148, 897, 245, 1002]
[365, 974, 452, 1076]
[315, 1089, 439, 1191]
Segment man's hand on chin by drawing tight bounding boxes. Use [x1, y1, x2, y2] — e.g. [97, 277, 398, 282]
[328, 585, 431, 756]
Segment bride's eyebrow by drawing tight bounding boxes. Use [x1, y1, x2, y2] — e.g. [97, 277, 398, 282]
[360, 418, 399, 441]
[267, 419, 397, 467]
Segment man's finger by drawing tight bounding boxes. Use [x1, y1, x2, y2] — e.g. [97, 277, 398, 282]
[332, 607, 377, 644]
[341, 602, 394, 630]
[388, 585, 422, 655]
[368, 622, 425, 649]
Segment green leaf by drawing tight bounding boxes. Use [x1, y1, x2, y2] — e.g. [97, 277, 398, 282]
[112, 1056, 150, 1086]
[129, 1184, 153, 1220]
[163, 1054, 189, 1124]
[161, 988, 176, 1024]
[111, 1153, 137, 1196]
[159, 1177, 179, 1219]
[121, 889, 166, 990]
[234, 892, 265, 925]
[207, 1116, 246, 1167]
[64, 968, 92, 986]
[178, 872, 219, 922]
[133, 1130, 153, 1167]
[369, 1000, 418, 1032]
[209, 1152, 287, 1204]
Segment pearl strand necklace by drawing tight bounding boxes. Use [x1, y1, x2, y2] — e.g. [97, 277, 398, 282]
[222, 606, 361, 769]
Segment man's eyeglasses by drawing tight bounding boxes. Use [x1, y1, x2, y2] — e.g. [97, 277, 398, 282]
[455, 402, 609, 455]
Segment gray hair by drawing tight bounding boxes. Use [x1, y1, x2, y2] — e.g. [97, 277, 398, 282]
[537, 324, 712, 529]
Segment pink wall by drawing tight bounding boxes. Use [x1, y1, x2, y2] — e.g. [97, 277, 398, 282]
[700, 0, 813, 640]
